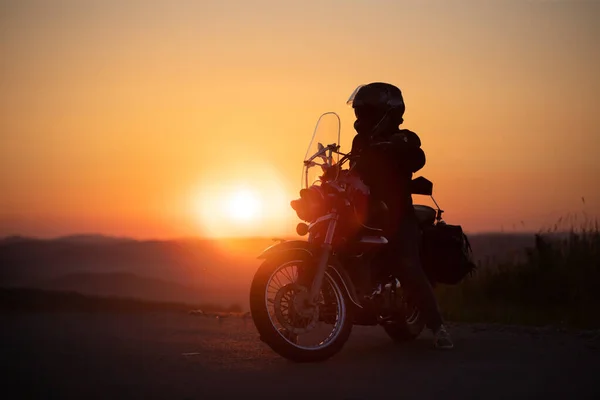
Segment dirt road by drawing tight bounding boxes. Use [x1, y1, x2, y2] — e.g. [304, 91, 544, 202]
[2, 313, 598, 399]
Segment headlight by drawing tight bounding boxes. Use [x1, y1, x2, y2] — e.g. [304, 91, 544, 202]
[290, 185, 326, 222]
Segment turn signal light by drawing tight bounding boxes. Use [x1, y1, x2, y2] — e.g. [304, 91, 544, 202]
[296, 223, 309, 236]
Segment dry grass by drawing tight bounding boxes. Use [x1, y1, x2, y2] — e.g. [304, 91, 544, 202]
[436, 213, 600, 329]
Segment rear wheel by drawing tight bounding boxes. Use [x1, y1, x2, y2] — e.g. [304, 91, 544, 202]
[250, 250, 353, 362]
[382, 297, 425, 342]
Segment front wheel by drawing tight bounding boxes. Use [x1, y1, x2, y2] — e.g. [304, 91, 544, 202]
[250, 250, 353, 362]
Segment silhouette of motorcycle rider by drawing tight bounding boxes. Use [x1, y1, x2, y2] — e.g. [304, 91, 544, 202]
[347, 82, 453, 350]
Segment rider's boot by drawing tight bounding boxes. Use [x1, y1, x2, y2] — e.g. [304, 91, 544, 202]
[432, 324, 454, 350]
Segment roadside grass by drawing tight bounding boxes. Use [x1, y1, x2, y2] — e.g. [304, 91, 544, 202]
[436, 216, 600, 329]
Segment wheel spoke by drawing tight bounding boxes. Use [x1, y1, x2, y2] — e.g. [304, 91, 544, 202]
[280, 265, 295, 283]
[264, 261, 346, 350]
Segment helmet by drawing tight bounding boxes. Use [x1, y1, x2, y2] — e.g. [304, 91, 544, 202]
[346, 82, 406, 135]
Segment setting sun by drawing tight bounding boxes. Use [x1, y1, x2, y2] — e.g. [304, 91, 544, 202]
[226, 189, 262, 222]
[191, 166, 298, 238]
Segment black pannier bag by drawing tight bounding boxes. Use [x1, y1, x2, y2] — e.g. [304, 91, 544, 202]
[420, 223, 476, 285]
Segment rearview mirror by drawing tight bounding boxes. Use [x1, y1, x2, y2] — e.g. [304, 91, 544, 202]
[410, 176, 433, 196]
[317, 142, 329, 163]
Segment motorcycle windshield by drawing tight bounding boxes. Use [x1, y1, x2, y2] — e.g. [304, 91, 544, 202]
[301, 112, 341, 189]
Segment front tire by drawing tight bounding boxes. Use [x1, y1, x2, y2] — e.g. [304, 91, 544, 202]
[250, 250, 353, 362]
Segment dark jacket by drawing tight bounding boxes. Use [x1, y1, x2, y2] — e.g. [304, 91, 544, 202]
[350, 128, 426, 229]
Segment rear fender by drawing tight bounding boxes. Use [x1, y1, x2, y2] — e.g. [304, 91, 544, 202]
[257, 240, 364, 309]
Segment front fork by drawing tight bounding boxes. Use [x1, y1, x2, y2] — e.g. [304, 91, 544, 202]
[309, 211, 338, 303]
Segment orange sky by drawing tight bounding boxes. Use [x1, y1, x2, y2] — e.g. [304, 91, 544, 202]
[1, 0, 599, 238]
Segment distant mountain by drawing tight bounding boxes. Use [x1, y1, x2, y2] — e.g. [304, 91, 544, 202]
[0, 236, 264, 281]
[34, 272, 223, 305]
[0, 234, 135, 245]
[52, 234, 137, 245]
[0, 232, 540, 307]
[0, 235, 41, 244]
[0, 235, 277, 306]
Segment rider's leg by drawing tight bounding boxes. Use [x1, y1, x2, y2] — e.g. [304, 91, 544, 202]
[388, 215, 453, 349]
[389, 216, 442, 330]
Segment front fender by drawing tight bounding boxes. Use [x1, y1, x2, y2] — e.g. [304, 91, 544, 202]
[257, 240, 316, 259]
[257, 240, 364, 309]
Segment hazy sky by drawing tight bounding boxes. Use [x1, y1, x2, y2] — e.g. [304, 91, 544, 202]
[1, 0, 599, 238]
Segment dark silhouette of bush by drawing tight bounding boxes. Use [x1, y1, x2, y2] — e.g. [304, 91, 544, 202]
[436, 218, 600, 329]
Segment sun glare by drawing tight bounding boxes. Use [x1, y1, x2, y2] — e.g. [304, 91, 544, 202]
[192, 170, 296, 238]
[226, 189, 261, 222]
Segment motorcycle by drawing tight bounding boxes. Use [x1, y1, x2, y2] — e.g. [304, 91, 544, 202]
[250, 111, 472, 362]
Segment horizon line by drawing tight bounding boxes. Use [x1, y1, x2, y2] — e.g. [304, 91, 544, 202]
[0, 230, 577, 242]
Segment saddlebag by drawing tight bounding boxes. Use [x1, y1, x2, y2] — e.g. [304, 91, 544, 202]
[420, 223, 476, 285]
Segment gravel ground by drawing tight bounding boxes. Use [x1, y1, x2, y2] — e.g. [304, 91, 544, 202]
[1, 312, 599, 400]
